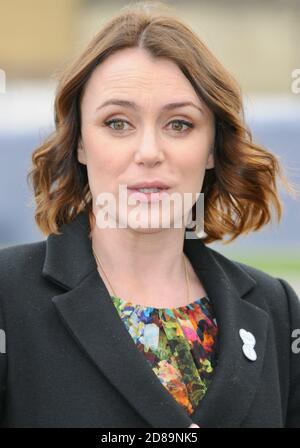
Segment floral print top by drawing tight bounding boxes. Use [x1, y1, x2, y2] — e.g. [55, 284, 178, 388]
[110, 294, 219, 416]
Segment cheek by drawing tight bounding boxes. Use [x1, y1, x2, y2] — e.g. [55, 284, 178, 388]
[82, 143, 128, 197]
[178, 147, 209, 193]
[191, 132, 213, 172]
[82, 132, 117, 174]
[178, 148, 208, 176]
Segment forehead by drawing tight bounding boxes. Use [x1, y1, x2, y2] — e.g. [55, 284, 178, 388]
[82, 48, 202, 105]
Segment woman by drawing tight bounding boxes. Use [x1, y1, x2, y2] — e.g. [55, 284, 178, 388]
[0, 1, 299, 428]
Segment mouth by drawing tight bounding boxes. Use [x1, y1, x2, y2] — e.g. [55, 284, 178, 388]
[127, 186, 170, 203]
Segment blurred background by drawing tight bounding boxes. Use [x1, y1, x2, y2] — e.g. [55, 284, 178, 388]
[0, 0, 299, 294]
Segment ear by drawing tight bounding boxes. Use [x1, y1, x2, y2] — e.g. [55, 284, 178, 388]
[206, 148, 214, 169]
[77, 139, 87, 165]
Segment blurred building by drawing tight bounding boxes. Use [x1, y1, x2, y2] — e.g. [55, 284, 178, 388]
[0, 0, 299, 93]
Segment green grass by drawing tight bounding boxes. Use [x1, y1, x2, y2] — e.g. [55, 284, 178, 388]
[213, 247, 300, 278]
[233, 256, 300, 276]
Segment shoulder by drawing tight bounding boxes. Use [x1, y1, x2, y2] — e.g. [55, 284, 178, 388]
[0, 240, 61, 327]
[0, 240, 46, 289]
[0, 240, 46, 266]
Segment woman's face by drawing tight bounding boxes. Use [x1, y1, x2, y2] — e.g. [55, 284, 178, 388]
[78, 47, 215, 232]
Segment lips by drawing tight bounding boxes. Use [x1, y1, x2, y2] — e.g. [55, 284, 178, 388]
[127, 188, 169, 203]
[127, 181, 170, 190]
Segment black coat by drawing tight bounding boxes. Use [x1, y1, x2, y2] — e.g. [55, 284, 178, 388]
[0, 210, 299, 428]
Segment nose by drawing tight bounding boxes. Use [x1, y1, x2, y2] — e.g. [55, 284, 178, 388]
[133, 128, 165, 166]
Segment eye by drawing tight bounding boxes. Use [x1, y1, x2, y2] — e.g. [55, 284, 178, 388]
[103, 118, 194, 133]
[103, 118, 131, 131]
[168, 119, 194, 133]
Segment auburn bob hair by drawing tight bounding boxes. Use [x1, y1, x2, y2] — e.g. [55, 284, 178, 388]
[27, 0, 298, 244]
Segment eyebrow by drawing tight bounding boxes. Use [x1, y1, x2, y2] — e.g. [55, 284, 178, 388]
[95, 99, 204, 115]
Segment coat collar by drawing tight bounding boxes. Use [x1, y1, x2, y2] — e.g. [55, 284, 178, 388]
[43, 211, 269, 428]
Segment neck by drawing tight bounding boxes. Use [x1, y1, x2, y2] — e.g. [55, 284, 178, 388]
[89, 209, 189, 304]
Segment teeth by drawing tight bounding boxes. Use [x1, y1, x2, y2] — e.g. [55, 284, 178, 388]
[137, 188, 162, 193]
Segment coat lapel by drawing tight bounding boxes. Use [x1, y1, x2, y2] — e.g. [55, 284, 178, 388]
[43, 211, 269, 428]
[184, 238, 269, 427]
